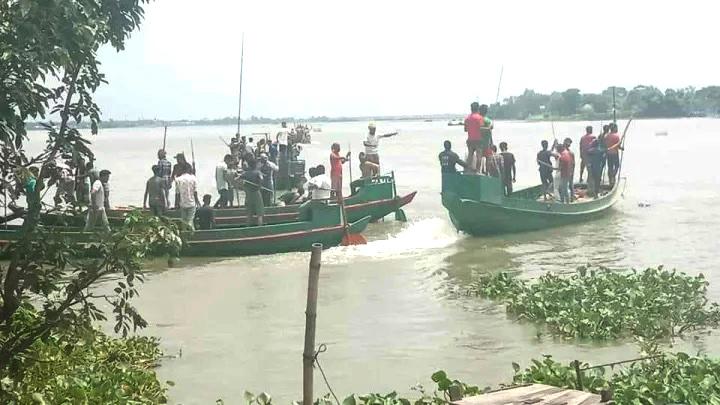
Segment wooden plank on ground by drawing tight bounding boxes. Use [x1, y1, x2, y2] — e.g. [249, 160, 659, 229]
[453, 384, 602, 405]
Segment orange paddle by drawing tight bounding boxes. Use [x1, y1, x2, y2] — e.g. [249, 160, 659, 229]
[338, 185, 366, 246]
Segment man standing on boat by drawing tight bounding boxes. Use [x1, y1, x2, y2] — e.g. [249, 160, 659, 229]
[277, 122, 292, 157]
[239, 156, 265, 226]
[174, 166, 200, 230]
[464, 102, 493, 173]
[84, 170, 111, 232]
[171, 152, 193, 209]
[144, 165, 167, 216]
[604, 123, 622, 188]
[439, 140, 467, 174]
[363, 122, 398, 167]
[258, 153, 278, 206]
[499, 142, 516, 196]
[330, 143, 350, 197]
[157, 149, 172, 208]
[587, 139, 606, 198]
[557, 144, 573, 204]
[214, 154, 233, 208]
[563, 138, 576, 202]
[578, 126, 595, 182]
[537, 140, 553, 200]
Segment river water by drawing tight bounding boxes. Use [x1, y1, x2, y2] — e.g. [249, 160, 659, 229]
[27, 118, 720, 403]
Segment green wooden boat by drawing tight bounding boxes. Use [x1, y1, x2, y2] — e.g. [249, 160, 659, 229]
[41, 174, 416, 227]
[441, 173, 623, 236]
[1, 202, 371, 257]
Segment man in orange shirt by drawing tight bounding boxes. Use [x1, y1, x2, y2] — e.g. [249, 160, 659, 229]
[604, 123, 622, 188]
[558, 145, 573, 204]
[330, 143, 350, 198]
[579, 126, 596, 182]
[464, 102, 493, 173]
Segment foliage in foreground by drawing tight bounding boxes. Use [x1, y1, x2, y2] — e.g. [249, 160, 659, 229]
[513, 352, 720, 405]
[237, 350, 720, 405]
[1, 308, 168, 404]
[469, 266, 720, 340]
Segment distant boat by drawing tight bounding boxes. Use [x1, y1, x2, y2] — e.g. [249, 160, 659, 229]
[447, 119, 464, 126]
[655, 130, 668, 136]
[424, 119, 433, 122]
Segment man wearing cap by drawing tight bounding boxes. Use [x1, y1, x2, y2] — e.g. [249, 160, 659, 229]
[84, 169, 111, 232]
[363, 122, 398, 166]
[157, 149, 172, 208]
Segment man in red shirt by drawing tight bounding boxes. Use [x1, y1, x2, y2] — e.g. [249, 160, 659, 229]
[579, 126, 596, 182]
[558, 144, 573, 204]
[604, 123, 622, 188]
[463, 102, 493, 173]
[329, 142, 350, 198]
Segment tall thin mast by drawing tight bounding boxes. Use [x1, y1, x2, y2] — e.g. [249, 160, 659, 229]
[236, 34, 245, 135]
[612, 86, 617, 124]
[494, 65, 504, 105]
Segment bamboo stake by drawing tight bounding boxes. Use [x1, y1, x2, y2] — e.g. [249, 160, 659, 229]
[303, 243, 323, 405]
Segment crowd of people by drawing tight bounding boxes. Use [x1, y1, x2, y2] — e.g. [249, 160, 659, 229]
[440, 101, 624, 202]
[12, 155, 115, 232]
[139, 121, 395, 231]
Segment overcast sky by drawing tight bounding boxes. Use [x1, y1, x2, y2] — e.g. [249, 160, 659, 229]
[94, 0, 720, 120]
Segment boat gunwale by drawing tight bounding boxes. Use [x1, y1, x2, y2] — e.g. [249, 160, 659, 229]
[446, 179, 624, 217]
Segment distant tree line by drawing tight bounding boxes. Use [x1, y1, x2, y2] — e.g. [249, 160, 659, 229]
[490, 86, 720, 120]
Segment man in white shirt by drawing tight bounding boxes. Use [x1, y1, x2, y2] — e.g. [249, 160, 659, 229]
[174, 167, 200, 231]
[307, 165, 332, 200]
[276, 121, 291, 152]
[245, 137, 256, 156]
[363, 122, 398, 166]
[84, 169, 111, 232]
[214, 154, 233, 208]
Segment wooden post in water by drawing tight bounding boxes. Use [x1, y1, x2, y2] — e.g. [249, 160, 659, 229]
[303, 243, 323, 405]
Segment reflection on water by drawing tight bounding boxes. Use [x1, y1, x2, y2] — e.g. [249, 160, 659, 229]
[31, 118, 720, 403]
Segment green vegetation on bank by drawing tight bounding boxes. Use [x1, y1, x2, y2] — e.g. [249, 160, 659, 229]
[512, 351, 720, 404]
[237, 350, 720, 405]
[2, 308, 168, 404]
[26, 84, 720, 131]
[469, 266, 720, 340]
[491, 85, 720, 120]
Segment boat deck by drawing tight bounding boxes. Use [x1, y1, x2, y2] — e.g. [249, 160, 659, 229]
[453, 384, 603, 405]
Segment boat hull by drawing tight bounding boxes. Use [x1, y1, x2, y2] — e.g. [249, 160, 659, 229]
[441, 173, 623, 236]
[2, 203, 372, 257]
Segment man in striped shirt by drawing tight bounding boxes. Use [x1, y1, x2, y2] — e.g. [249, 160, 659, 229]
[157, 149, 172, 208]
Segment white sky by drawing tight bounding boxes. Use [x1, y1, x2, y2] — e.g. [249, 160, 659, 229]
[94, 0, 720, 120]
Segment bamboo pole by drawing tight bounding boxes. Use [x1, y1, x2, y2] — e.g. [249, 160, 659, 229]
[303, 243, 323, 405]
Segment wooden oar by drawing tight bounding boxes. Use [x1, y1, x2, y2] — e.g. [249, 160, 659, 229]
[338, 188, 366, 246]
[348, 143, 353, 185]
[615, 118, 633, 180]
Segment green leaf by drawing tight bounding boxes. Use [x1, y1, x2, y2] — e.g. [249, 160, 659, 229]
[342, 395, 356, 405]
[431, 370, 447, 383]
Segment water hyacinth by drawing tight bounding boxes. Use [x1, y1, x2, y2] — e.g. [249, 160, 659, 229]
[469, 266, 720, 340]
